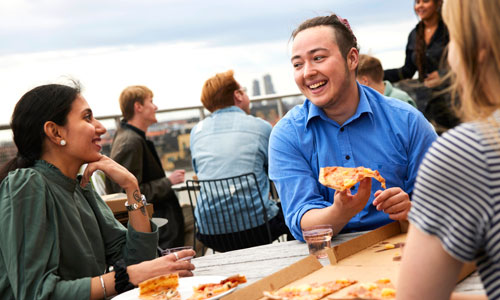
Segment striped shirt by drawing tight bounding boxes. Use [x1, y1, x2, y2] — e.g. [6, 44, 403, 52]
[409, 118, 500, 299]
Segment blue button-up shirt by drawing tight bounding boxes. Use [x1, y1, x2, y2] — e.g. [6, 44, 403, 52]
[269, 83, 437, 241]
[190, 106, 279, 234]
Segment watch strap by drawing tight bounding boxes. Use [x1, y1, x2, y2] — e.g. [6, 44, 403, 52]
[124, 194, 147, 212]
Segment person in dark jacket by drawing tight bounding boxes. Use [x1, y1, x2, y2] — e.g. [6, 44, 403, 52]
[384, 0, 459, 134]
[105, 85, 186, 249]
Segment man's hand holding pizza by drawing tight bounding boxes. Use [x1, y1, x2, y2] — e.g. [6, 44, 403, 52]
[372, 188, 411, 220]
[332, 177, 372, 217]
[301, 177, 373, 237]
[315, 166, 409, 235]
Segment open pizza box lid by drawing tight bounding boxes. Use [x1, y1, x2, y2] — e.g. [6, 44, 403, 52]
[222, 221, 476, 300]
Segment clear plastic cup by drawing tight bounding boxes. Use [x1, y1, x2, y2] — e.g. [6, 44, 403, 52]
[161, 246, 194, 261]
[302, 225, 334, 259]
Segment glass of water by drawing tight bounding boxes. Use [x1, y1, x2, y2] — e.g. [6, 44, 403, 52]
[302, 225, 334, 259]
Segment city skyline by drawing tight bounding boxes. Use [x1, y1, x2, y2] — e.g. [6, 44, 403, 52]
[0, 1, 419, 125]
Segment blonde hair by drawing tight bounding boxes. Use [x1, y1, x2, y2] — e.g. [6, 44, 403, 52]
[119, 85, 153, 121]
[443, 0, 500, 122]
[200, 70, 239, 113]
[357, 54, 384, 83]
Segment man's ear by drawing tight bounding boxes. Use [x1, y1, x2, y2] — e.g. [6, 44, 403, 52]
[233, 89, 243, 105]
[43, 121, 64, 145]
[134, 101, 143, 114]
[358, 75, 369, 85]
[347, 47, 359, 71]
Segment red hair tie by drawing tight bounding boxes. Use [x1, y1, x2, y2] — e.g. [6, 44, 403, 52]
[337, 16, 352, 32]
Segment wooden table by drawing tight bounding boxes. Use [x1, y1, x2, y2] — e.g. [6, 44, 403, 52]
[191, 232, 485, 295]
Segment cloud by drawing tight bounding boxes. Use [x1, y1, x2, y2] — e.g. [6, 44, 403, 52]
[0, 0, 416, 54]
[0, 0, 419, 128]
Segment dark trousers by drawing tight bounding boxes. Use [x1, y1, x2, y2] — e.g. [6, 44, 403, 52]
[197, 202, 293, 252]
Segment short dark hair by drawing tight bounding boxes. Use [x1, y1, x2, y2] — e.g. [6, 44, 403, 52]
[291, 14, 359, 60]
[357, 54, 384, 82]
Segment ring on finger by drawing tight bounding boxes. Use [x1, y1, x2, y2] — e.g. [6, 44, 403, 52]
[173, 252, 179, 260]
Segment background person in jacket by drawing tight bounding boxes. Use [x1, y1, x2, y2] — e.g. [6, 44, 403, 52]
[384, 0, 459, 134]
[190, 70, 292, 252]
[105, 85, 186, 249]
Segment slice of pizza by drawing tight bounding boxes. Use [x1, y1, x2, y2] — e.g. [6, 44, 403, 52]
[263, 279, 357, 300]
[346, 278, 396, 299]
[319, 166, 386, 192]
[138, 273, 180, 300]
[187, 274, 246, 300]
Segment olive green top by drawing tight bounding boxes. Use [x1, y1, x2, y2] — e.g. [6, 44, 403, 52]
[0, 160, 158, 299]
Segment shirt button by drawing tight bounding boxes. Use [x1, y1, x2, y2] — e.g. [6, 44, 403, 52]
[340, 127, 344, 132]
[345, 155, 350, 160]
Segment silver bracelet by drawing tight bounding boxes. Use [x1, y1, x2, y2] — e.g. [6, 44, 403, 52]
[99, 275, 107, 299]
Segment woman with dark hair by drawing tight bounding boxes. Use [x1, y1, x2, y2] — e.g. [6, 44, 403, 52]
[384, 0, 459, 133]
[0, 83, 194, 299]
[385, 0, 446, 85]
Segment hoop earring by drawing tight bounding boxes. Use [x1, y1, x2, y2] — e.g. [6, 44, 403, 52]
[60, 139, 67, 146]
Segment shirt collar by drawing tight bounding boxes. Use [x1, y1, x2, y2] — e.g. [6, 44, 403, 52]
[211, 106, 246, 116]
[121, 121, 146, 139]
[34, 160, 80, 193]
[305, 82, 374, 128]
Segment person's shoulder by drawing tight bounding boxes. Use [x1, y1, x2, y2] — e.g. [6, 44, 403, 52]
[1, 167, 46, 193]
[271, 103, 309, 141]
[278, 102, 309, 125]
[440, 121, 495, 149]
[365, 85, 416, 112]
[113, 126, 143, 146]
[244, 113, 273, 129]
[237, 114, 273, 138]
[388, 87, 415, 104]
[408, 24, 418, 39]
[389, 86, 411, 98]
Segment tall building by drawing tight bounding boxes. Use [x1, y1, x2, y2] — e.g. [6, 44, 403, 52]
[263, 74, 276, 95]
[252, 79, 261, 96]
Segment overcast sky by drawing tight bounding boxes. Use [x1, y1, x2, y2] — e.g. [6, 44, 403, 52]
[0, 0, 418, 126]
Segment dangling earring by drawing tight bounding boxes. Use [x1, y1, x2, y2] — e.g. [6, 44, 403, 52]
[60, 139, 67, 146]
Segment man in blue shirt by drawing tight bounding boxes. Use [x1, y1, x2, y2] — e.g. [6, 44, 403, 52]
[190, 70, 292, 251]
[269, 14, 437, 241]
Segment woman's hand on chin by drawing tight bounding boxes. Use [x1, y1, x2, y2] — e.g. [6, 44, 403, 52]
[80, 155, 138, 190]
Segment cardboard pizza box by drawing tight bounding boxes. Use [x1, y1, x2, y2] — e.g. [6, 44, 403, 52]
[223, 221, 475, 300]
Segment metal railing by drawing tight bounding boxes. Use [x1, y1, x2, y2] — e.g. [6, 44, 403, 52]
[0, 92, 305, 168]
[93, 92, 302, 128]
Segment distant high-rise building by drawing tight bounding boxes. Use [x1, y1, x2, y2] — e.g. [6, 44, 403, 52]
[252, 79, 261, 96]
[263, 74, 276, 95]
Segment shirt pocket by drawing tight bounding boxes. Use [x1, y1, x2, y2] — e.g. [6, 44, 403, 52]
[365, 161, 408, 191]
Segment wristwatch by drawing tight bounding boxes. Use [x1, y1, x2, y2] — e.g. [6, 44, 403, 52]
[125, 194, 147, 212]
